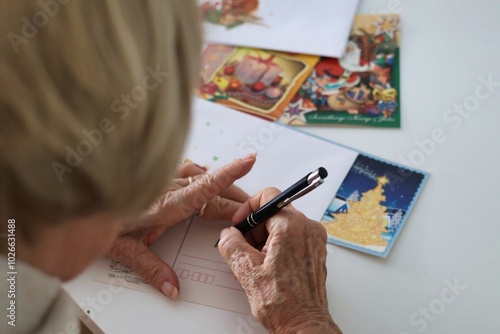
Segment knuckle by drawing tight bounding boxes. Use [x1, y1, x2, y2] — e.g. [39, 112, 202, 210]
[313, 221, 328, 240]
[210, 167, 233, 187]
[108, 238, 132, 262]
[140, 262, 164, 285]
[311, 224, 328, 248]
[205, 171, 218, 185]
[229, 252, 261, 290]
[201, 173, 223, 196]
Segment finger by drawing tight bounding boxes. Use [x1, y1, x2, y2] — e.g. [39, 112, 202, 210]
[174, 166, 245, 197]
[231, 187, 280, 247]
[168, 173, 205, 191]
[162, 177, 248, 222]
[219, 183, 249, 203]
[176, 163, 207, 178]
[108, 236, 180, 299]
[218, 227, 264, 283]
[244, 223, 269, 248]
[231, 187, 281, 223]
[169, 154, 256, 222]
[202, 197, 243, 222]
[261, 207, 303, 252]
[231, 189, 309, 247]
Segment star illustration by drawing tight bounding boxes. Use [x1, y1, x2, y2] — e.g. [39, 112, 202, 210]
[281, 99, 312, 124]
[371, 15, 399, 38]
[212, 155, 219, 161]
[378, 176, 389, 185]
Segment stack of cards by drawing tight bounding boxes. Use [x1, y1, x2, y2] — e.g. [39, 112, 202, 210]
[197, 1, 401, 128]
[195, 1, 423, 257]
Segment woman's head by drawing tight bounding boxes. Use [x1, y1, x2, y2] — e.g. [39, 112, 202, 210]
[0, 1, 201, 242]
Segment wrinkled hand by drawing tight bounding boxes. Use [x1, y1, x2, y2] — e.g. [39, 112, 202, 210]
[108, 154, 256, 299]
[218, 188, 342, 334]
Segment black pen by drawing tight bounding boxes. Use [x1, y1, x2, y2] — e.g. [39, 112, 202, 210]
[215, 167, 328, 247]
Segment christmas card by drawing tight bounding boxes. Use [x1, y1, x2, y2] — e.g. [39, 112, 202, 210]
[197, 44, 319, 121]
[321, 154, 427, 257]
[280, 14, 401, 128]
[198, 0, 359, 58]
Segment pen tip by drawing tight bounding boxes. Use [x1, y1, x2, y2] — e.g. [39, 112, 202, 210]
[214, 240, 220, 248]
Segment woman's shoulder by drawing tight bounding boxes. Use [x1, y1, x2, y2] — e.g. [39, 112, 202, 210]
[0, 256, 79, 334]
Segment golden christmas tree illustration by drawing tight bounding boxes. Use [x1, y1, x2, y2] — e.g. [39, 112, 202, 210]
[324, 176, 390, 246]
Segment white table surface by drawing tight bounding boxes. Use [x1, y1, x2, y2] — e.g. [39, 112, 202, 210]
[305, 1, 500, 333]
[65, 1, 500, 333]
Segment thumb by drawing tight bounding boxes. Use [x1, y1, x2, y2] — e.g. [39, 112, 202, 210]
[218, 227, 263, 280]
[108, 236, 180, 299]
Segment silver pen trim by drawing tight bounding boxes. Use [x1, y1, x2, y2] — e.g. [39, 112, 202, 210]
[277, 176, 324, 208]
[248, 214, 258, 227]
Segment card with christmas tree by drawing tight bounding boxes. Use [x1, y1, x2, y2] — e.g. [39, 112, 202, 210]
[321, 154, 427, 257]
[280, 14, 401, 128]
[197, 44, 319, 121]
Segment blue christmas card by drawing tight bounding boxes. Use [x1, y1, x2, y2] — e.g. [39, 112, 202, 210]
[321, 154, 428, 257]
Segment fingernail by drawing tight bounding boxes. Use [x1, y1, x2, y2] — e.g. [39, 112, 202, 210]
[242, 152, 257, 161]
[220, 227, 231, 238]
[194, 163, 208, 171]
[161, 281, 178, 300]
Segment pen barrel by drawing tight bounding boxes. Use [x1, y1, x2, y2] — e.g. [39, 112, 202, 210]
[233, 216, 257, 235]
[235, 174, 310, 234]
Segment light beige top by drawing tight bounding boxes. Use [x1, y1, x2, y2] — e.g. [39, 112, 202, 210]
[0, 256, 79, 334]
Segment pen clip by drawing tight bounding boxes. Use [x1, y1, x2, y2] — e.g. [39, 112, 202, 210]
[277, 177, 324, 208]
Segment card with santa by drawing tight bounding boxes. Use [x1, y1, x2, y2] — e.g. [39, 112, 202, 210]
[280, 14, 401, 128]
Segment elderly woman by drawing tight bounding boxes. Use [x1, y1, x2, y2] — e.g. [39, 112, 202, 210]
[0, 1, 341, 333]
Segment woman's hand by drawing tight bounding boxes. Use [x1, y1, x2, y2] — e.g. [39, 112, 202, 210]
[108, 154, 256, 299]
[218, 188, 342, 334]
